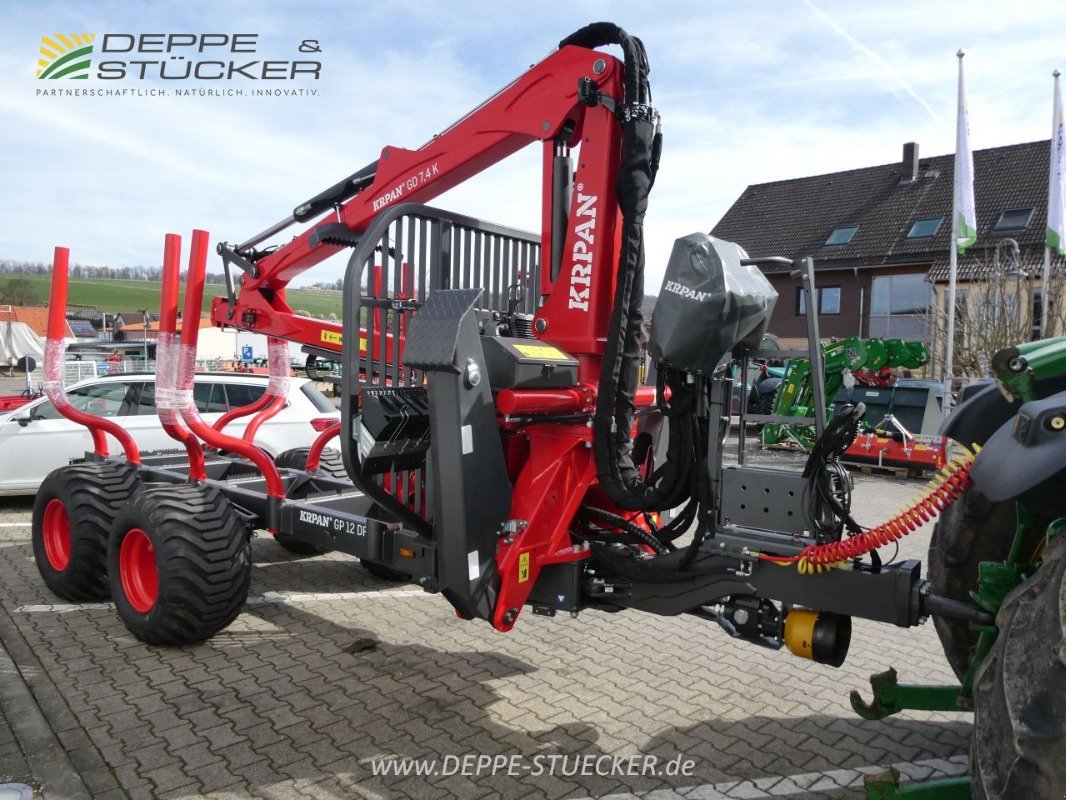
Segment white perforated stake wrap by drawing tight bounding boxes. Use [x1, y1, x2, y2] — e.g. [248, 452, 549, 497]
[266, 338, 291, 396]
[175, 343, 198, 416]
[42, 338, 70, 409]
[154, 331, 181, 424]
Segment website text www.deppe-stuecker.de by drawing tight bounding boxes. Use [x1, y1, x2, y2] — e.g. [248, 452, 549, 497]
[371, 753, 697, 778]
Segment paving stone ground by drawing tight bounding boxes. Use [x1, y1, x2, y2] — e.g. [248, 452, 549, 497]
[0, 440, 973, 800]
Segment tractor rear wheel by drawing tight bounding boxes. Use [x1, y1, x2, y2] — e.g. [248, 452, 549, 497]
[273, 447, 348, 555]
[927, 486, 1048, 681]
[32, 462, 142, 601]
[971, 531, 1066, 799]
[108, 484, 251, 645]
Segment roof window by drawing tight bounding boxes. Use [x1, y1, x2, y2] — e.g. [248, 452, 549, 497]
[993, 207, 1034, 231]
[825, 225, 858, 246]
[907, 217, 943, 238]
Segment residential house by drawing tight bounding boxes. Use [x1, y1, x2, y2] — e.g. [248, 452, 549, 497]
[112, 311, 159, 341]
[711, 140, 1065, 375]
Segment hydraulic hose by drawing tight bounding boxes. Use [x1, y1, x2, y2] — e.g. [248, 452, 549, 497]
[561, 23, 686, 513]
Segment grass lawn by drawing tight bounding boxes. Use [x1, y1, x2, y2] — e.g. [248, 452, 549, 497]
[11, 275, 343, 320]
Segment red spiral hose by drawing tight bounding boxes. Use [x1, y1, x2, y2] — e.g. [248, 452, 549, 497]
[759, 450, 975, 572]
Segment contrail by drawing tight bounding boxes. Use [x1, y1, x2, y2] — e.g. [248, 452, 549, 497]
[804, 0, 939, 119]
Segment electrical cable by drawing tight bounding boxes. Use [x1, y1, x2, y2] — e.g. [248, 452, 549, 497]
[760, 446, 977, 573]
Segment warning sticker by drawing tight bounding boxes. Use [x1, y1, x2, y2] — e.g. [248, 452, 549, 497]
[513, 343, 571, 361]
[518, 552, 530, 583]
[318, 330, 368, 353]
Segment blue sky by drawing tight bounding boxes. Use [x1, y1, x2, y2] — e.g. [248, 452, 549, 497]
[1, 0, 1064, 291]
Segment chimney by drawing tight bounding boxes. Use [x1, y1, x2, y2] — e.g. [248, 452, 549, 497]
[902, 142, 919, 182]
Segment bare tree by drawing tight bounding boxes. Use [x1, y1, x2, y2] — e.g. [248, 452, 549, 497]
[931, 243, 1063, 378]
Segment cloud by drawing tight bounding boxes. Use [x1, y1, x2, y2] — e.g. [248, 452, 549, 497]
[1, 0, 1065, 299]
[802, 0, 938, 119]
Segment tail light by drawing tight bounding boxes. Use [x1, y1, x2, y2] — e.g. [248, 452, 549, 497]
[310, 417, 336, 432]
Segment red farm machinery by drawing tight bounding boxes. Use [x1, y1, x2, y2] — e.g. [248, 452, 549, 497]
[30, 24, 1066, 799]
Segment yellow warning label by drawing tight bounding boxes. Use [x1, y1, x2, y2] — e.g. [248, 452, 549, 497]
[518, 552, 530, 583]
[513, 344, 571, 361]
[318, 330, 368, 353]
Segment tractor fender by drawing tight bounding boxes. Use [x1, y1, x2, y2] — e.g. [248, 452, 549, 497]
[970, 389, 1066, 507]
[941, 371, 1066, 449]
[940, 382, 1021, 449]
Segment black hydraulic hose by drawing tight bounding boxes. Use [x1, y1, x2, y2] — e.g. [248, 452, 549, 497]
[578, 506, 670, 555]
[562, 24, 685, 513]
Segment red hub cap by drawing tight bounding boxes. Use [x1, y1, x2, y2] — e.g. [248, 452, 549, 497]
[42, 499, 71, 572]
[119, 528, 158, 613]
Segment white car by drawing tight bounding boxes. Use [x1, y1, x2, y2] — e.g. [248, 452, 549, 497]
[0, 372, 340, 495]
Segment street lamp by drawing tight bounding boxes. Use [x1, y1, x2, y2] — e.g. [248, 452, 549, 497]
[142, 308, 149, 362]
[992, 237, 1030, 331]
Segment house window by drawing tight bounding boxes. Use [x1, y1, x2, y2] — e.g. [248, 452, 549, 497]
[907, 217, 943, 238]
[1032, 289, 1044, 341]
[825, 225, 858, 246]
[868, 273, 932, 340]
[797, 286, 842, 316]
[993, 207, 1034, 231]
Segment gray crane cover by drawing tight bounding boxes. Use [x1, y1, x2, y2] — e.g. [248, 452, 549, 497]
[649, 234, 777, 374]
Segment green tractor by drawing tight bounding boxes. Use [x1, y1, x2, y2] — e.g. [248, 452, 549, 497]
[762, 336, 929, 449]
[857, 335, 1066, 799]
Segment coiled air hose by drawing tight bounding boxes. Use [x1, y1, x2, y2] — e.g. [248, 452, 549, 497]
[759, 446, 977, 574]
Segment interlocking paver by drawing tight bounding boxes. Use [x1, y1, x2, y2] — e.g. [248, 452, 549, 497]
[0, 450, 974, 800]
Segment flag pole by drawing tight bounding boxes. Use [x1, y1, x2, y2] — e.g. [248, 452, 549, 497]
[943, 49, 965, 415]
[1046, 241, 1053, 337]
[1045, 68, 1064, 338]
[944, 215, 958, 408]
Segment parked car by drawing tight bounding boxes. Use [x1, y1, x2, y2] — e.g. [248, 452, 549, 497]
[0, 373, 340, 496]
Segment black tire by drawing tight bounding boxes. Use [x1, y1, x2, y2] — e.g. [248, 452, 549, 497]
[275, 446, 348, 479]
[928, 487, 1049, 681]
[273, 447, 348, 555]
[971, 531, 1066, 799]
[360, 559, 410, 582]
[108, 484, 251, 645]
[32, 462, 142, 601]
[750, 387, 777, 427]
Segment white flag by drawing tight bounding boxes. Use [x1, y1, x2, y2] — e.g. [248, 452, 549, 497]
[954, 52, 977, 254]
[1049, 70, 1065, 256]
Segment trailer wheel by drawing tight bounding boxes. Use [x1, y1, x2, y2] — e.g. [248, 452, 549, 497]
[108, 484, 251, 645]
[971, 531, 1066, 799]
[273, 447, 348, 555]
[31, 462, 142, 601]
[275, 446, 348, 479]
[927, 486, 1048, 681]
[360, 559, 410, 582]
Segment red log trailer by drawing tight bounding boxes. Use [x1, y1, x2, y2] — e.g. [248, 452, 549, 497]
[30, 24, 1066, 799]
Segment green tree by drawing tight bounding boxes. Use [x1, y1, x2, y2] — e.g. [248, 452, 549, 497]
[0, 277, 37, 305]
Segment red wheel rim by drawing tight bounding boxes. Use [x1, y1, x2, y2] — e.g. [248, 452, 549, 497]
[42, 499, 71, 572]
[119, 528, 158, 613]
